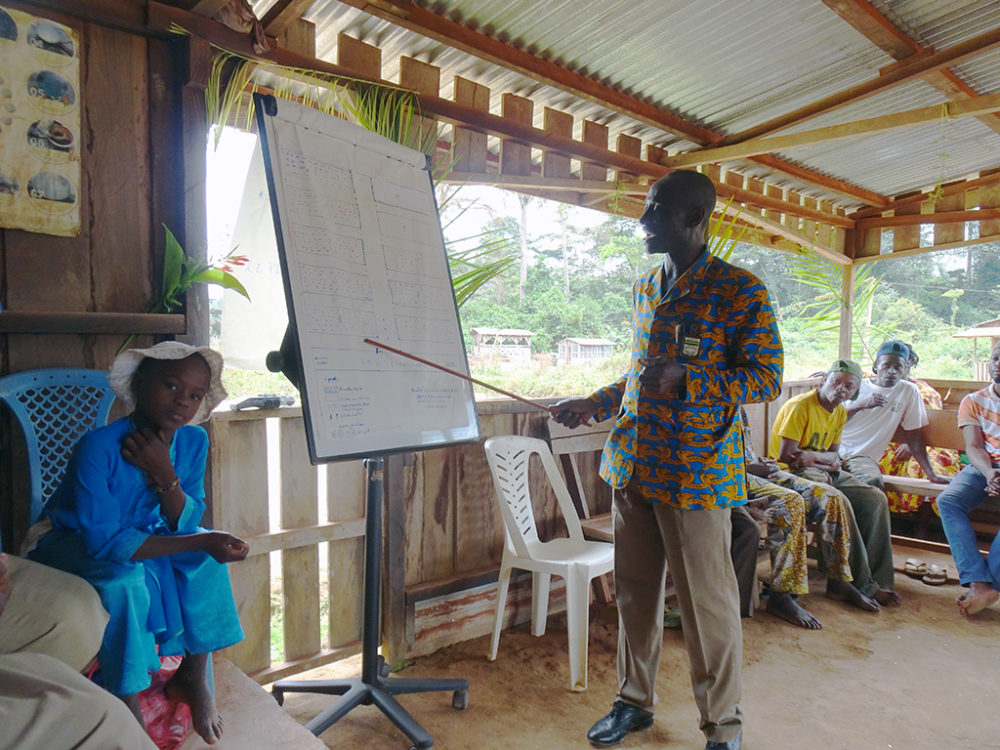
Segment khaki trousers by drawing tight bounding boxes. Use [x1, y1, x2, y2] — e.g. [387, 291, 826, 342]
[0, 557, 155, 749]
[614, 484, 744, 743]
[0, 653, 157, 750]
[0, 555, 108, 671]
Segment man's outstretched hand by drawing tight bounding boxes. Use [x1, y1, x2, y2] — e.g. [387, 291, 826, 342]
[548, 398, 596, 430]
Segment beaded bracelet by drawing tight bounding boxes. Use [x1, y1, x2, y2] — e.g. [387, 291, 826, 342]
[152, 477, 181, 495]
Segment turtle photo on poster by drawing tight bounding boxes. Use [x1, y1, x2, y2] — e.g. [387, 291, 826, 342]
[0, 5, 80, 236]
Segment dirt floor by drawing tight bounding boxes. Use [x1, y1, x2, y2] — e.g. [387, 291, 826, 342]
[272, 550, 1000, 750]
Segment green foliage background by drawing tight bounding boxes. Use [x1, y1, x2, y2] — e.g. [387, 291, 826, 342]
[218, 191, 1000, 400]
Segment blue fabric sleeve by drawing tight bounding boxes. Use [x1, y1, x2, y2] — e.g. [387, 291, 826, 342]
[69, 434, 149, 564]
[588, 376, 626, 422]
[171, 428, 208, 533]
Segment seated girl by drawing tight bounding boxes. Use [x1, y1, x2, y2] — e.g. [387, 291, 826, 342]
[29, 342, 249, 744]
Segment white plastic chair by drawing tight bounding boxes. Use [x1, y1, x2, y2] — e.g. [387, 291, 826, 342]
[483, 435, 615, 691]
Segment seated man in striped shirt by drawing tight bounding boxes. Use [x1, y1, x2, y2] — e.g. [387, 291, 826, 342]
[938, 340, 1000, 616]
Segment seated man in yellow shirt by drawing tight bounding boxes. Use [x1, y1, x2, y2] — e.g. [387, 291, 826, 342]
[767, 359, 899, 607]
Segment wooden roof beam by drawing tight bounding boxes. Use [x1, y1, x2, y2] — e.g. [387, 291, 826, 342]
[334, 0, 887, 207]
[666, 92, 1000, 168]
[855, 208, 1000, 231]
[190, 0, 231, 17]
[145, 1, 875, 214]
[261, 0, 316, 36]
[720, 23, 1000, 145]
[850, 169, 1000, 220]
[425, 96, 853, 228]
[822, 0, 1000, 136]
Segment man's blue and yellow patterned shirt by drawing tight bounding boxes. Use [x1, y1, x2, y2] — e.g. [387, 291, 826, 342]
[588, 249, 783, 509]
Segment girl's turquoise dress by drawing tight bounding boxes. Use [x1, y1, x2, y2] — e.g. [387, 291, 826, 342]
[30, 417, 244, 695]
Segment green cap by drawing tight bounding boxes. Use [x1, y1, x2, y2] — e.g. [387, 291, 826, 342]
[876, 340, 910, 360]
[828, 358, 863, 380]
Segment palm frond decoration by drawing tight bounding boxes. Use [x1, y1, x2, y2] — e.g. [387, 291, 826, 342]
[786, 251, 888, 360]
[203, 49, 435, 154]
[707, 197, 754, 261]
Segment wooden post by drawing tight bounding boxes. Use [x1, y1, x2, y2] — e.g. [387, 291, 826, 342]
[839, 264, 856, 359]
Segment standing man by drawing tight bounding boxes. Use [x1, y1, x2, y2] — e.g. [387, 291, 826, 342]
[839, 339, 946, 488]
[551, 170, 782, 750]
[938, 340, 1000, 616]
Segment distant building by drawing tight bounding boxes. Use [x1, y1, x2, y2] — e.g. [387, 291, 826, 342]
[557, 337, 615, 366]
[471, 327, 534, 364]
[954, 318, 1000, 381]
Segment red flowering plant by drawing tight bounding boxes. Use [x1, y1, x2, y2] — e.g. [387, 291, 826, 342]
[118, 224, 250, 352]
[156, 224, 250, 313]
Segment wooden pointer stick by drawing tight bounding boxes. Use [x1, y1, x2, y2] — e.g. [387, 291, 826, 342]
[363, 338, 552, 414]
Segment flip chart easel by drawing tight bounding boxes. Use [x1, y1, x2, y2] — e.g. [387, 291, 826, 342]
[255, 93, 473, 748]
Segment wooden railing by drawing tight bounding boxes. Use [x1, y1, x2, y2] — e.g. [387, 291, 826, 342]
[209, 410, 366, 684]
[207, 378, 982, 681]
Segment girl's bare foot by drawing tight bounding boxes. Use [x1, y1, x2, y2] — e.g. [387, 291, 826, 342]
[957, 582, 999, 617]
[826, 578, 879, 612]
[166, 654, 223, 744]
[873, 587, 901, 607]
[766, 591, 822, 629]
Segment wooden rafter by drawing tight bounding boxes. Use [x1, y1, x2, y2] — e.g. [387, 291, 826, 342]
[855, 208, 1000, 231]
[332, 0, 887, 207]
[665, 92, 1000, 168]
[141, 2, 854, 234]
[425, 96, 853, 229]
[190, 0, 231, 17]
[262, 0, 316, 36]
[822, 0, 1000, 136]
[850, 169, 1000, 220]
[720, 23, 1000, 145]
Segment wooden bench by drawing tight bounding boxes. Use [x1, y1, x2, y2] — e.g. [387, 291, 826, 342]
[178, 657, 324, 749]
[880, 407, 1000, 546]
[879, 408, 962, 500]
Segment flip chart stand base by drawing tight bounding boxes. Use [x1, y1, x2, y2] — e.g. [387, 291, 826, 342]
[271, 456, 468, 749]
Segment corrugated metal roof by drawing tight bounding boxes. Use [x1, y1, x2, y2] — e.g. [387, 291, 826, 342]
[250, 0, 1000, 211]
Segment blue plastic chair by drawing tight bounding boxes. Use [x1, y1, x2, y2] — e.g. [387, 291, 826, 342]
[0, 368, 116, 542]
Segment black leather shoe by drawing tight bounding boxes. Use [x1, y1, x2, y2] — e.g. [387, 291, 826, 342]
[586, 700, 654, 747]
[705, 731, 742, 750]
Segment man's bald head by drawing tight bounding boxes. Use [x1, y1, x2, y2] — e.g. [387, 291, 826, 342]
[648, 170, 717, 220]
[640, 170, 718, 261]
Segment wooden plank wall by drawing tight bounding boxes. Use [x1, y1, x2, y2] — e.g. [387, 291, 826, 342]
[0, 6, 190, 548]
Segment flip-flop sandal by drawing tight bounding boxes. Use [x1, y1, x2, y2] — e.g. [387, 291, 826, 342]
[922, 564, 948, 586]
[904, 558, 928, 578]
[663, 604, 682, 629]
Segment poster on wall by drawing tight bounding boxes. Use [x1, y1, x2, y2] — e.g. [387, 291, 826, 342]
[0, 5, 80, 237]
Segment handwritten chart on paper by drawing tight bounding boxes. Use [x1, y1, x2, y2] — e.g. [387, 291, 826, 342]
[256, 96, 480, 462]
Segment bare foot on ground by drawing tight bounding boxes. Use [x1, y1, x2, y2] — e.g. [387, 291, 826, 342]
[957, 582, 999, 616]
[166, 655, 223, 744]
[120, 693, 147, 733]
[826, 579, 879, 612]
[767, 592, 822, 629]
[873, 588, 901, 607]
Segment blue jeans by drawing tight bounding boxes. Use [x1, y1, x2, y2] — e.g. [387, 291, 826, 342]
[938, 465, 1000, 590]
